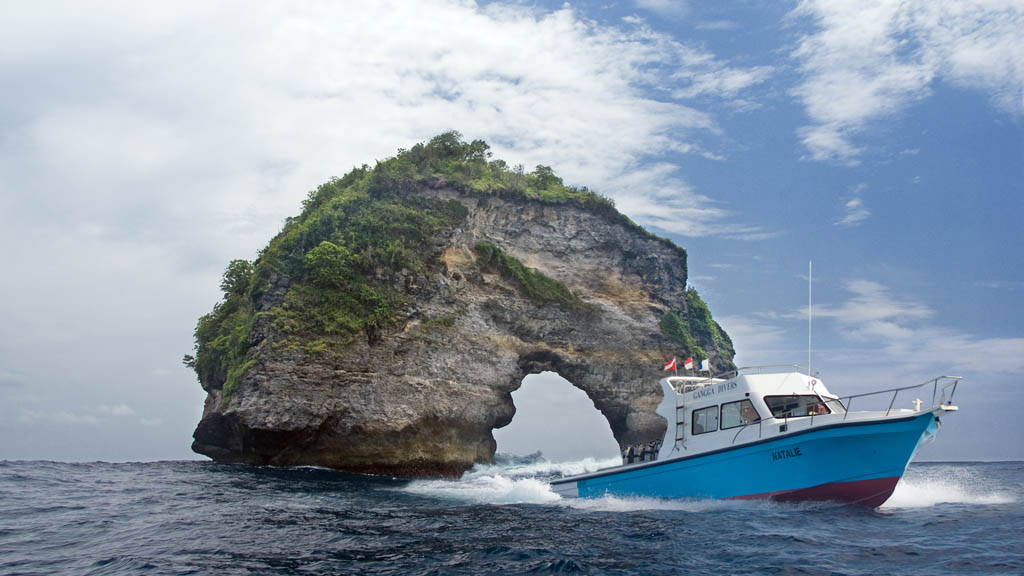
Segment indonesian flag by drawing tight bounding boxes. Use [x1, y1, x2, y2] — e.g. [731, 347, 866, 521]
[683, 357, 694, 370]
[699, 358, 710, 372]
[663, 357, 677, 371]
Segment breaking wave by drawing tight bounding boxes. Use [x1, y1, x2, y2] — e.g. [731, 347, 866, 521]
[883, 476, 1016, 508]
[399, 453, 621, 505]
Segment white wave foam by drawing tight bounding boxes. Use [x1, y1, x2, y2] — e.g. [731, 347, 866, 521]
[402, 474, 562, 504]
[882, 477, 1016, 508]
[469, 456, 623, 480]
[398, 456, 621, 505]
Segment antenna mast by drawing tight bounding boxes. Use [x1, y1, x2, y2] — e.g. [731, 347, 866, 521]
[808, 260, 812, 378]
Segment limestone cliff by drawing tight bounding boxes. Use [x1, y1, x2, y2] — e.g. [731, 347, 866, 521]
[188, 132, 735, 477]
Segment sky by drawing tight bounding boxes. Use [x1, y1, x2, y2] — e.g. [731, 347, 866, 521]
[1, 0, 1021, 463]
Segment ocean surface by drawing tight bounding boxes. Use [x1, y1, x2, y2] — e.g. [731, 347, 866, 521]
[0, 458, 1020, 575]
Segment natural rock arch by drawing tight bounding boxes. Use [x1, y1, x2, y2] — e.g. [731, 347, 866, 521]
[510, 349, 664, 452]
[493, 371, 619, 461]
[190, 146, 734, 477]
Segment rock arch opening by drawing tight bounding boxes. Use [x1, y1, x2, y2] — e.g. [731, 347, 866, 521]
[493, 371, 619, 462]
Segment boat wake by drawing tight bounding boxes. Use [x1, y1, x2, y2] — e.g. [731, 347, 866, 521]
[401, 473, 562, 504]
[882, 476, 1016, 508]
[399, 453, 619, 505]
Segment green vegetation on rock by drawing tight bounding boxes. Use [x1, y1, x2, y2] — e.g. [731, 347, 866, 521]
[190, 260, 255, 393]
[187, 131, 709, 398]
[473, 242, 584, 308]
[257, 187, 470, 352]
[685, 288, 732, 360]
[659, 310, 703, 359]
[660, 288, 735, 371]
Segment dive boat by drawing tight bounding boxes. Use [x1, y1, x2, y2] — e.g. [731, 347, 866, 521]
[550, 366, 961, 507]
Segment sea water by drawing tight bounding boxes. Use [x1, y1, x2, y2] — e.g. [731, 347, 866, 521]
[0, 458, 1020, 575]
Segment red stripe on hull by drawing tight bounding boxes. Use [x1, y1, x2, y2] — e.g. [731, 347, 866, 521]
[729, 476, 901, 508]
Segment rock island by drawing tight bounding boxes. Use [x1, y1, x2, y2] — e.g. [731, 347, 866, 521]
[186, 132, 735, 477]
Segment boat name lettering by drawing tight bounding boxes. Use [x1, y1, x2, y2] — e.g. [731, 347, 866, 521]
[692, 381, 738, 399]
[716, 381, 738, 394]
[771, 447, 803, 462]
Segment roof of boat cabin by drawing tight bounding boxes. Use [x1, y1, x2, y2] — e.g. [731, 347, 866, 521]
[660, 370, 835, 404]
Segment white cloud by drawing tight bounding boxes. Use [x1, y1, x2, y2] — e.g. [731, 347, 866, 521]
[636, 0, 688, 18]
[19, 403, 137, 426]
[610, 163, 776, 238]
[810, 279, 1024, 375]
[97, 403, 136, 417]
[812, 280, 933, 330]
[975, 280, 1024, 291]
[792, 0, 1024, 163]
[20, 408, 100, 426]
[835, 196, 871, 227]
[672, 66, 775, 100]
[715, 313, 793, 367]
[0, 370, 24, 387]
[17, 409, 40, 424]
[696, 20, 740, 31]
[0, 1, 771, 258]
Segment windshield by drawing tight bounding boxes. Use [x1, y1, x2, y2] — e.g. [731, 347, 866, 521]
[764, 395, 831, 418]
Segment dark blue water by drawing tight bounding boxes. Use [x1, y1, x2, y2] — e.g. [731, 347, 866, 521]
[0, 458, 1020, 575]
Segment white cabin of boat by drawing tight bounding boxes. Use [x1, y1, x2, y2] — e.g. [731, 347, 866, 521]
[650, 365, 956, 463]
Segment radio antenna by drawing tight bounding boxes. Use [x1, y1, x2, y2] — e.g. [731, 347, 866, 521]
[808, 260, 812, 378]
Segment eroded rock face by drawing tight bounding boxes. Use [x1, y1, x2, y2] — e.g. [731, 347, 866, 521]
[192, 186, 734, 476]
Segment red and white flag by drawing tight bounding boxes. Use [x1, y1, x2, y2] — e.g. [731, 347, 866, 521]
[683, 357, 694, 370]
[663, 357, 677, 371]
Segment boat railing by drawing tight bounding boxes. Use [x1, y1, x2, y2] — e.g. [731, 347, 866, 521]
[712, 364, 806, 380]
[670, 365, 807, 394]
[732, 419, 765, 444]
[731, 375, 962, 444]
[838, 375, 962, 420]
[665, 375, 720, 393]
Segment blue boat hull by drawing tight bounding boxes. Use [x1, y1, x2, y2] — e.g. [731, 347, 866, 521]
[558, 411, 940, 507]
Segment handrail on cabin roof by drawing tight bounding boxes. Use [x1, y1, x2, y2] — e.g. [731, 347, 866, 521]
[663, 364, 806, 392]
[664, 364, 805, 383]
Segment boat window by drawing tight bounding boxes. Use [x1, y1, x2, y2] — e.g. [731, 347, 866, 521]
[721, 399, 761, 429]
[692, 405, 719, 435]
[824, 398, 847, 414]
[763, 395, 831, 418]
